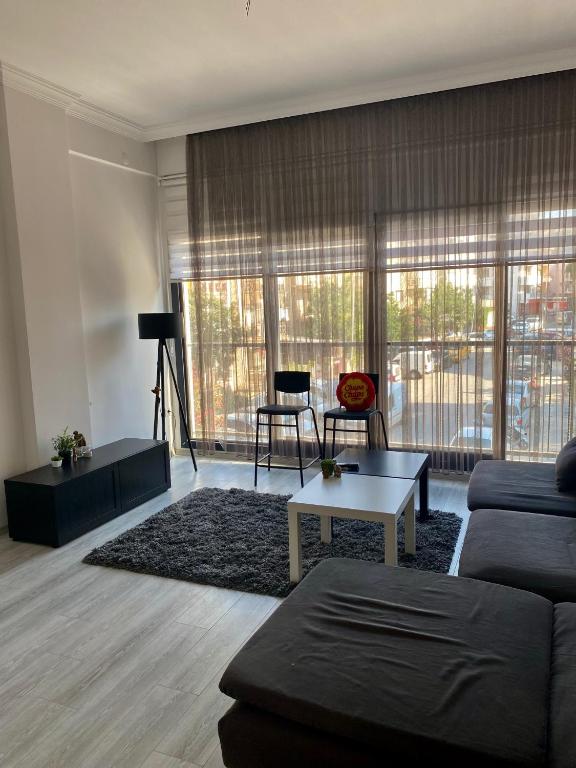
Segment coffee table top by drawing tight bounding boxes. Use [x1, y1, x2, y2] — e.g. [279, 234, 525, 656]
[288, 473, 415, 522]
[335, 448, 430, 479]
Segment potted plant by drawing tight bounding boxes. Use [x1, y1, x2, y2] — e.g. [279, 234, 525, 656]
[320, 458, 336, 479]
[50, 455, 62, 468]
[52, 427, 77, 466]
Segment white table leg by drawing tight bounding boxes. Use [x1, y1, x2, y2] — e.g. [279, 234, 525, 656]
[404, 494, 416, 555]
[288, 508, 303, 583]
[384, 519, 398, 566]
[320, 514, 332, 544]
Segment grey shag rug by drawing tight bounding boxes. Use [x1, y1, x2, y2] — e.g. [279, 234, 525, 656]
[83, 487, 462, 597]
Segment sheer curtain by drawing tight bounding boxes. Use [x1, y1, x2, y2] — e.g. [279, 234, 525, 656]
[177, 70, 576, 468]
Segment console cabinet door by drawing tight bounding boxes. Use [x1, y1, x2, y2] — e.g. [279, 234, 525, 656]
[55, 466, 119, 545]
[118, 445, 170, 512]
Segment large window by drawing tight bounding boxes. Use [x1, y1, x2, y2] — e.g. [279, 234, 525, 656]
[376, 201, 576, 467]
[164, 70, 576, 468]
[173, 210, 575, 466]
[180, 271, 366, 450]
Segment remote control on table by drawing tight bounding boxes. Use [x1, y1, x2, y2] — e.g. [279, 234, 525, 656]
[337, 463, 359, 472]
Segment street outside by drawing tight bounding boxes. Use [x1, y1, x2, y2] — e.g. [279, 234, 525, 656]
[388, 345, 571, 459]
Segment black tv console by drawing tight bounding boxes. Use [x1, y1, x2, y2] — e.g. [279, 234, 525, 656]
[4, 438, 170, 547]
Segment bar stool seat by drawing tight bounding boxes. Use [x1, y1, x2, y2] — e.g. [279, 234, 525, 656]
[323, 407, 378, 421]
[258, 404, 309, 416]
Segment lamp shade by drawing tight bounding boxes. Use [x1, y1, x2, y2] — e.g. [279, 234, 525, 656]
[138, 312, 183, 340]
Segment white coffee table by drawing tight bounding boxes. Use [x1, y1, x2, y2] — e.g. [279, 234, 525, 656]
[287, 473, 416, 583]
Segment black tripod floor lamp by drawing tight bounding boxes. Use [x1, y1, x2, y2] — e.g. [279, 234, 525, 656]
[138, 312, 197, 471]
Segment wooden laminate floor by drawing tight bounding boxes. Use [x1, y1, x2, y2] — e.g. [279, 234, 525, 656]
[0, 456, 469, 768]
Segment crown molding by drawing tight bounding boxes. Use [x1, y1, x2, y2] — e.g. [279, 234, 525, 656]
[2, 47, 576, 145]
[0, 62, 145, 141]
[142, 46, 576, 142]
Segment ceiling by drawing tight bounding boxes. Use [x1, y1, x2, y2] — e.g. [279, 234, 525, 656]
[0, 0, 575, 141]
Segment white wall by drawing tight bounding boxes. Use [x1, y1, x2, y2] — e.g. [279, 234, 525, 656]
[0, 88, 163, 528]
[1, 87, 91, 464]
[0, 120, 25, 527]
[156, 136, 185, 177]
[68, 119, 163, 445]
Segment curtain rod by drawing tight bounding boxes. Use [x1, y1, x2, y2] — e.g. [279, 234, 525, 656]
[69, 150, 158, 179]
[159, 173, 186, 186]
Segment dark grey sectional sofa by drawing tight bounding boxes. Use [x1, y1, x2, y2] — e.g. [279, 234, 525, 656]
[219, 558, 576, 768]
[459, 508, 576, 602]
[219, 458, 576, 767]
[467, 459, 576, 516]
[462, 458, 576, 602]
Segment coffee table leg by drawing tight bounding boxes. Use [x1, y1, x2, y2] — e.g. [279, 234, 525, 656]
[288, 509, 303, 583]
[419, 466, 429, 521]
[384, 520, 398, 566]
[404, 494, 416, 555]
[320, 515, 332, 544]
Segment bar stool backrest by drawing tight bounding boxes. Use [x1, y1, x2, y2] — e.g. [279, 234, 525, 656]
[274, 371, 312, 405]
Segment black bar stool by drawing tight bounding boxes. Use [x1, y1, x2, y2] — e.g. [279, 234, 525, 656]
[255, 371, 322, 487]
[323, 372, 389, 458]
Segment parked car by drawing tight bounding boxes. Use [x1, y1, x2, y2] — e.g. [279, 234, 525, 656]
[513, 354, 551, 379]
[450, 426, 493, 451]
[442, 342, 472, 367]
[468, 331, 493, 342]
[478, 400, 529, 447]
[450, 424, 527, 451]
[510, 316, 542, 335]
[392, 349, 434, 379]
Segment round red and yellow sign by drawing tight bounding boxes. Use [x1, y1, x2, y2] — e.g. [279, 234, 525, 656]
[336, 372, 376, 412]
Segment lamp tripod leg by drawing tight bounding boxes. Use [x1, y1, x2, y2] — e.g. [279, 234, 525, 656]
[160, 342, 166, 441]
[164, 341, 197, 471]
[153, 339, 162, 440]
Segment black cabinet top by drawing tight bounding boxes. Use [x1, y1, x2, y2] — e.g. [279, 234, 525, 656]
[5, 438, 168, 487]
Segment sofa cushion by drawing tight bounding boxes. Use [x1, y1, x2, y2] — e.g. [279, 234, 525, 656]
[556, 437, 576, 492]
[458, 509, 576, 602]
[468, 460, 576, 517]
[220, 558, 552, 768]
[549, 603, 576, 768]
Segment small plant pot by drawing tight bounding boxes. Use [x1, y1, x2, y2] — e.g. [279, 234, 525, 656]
[51, 459, 63, 468]
[321, 469, 332, 479]
[59, 452, 72, 467]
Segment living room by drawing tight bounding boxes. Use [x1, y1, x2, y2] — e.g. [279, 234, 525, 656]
[1, 2, 576, 767]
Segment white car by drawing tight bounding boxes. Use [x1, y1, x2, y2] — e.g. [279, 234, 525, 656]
[450, 426, 493, 451]
[479, 400, 529, 447]
[392, 349, 434, 379]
